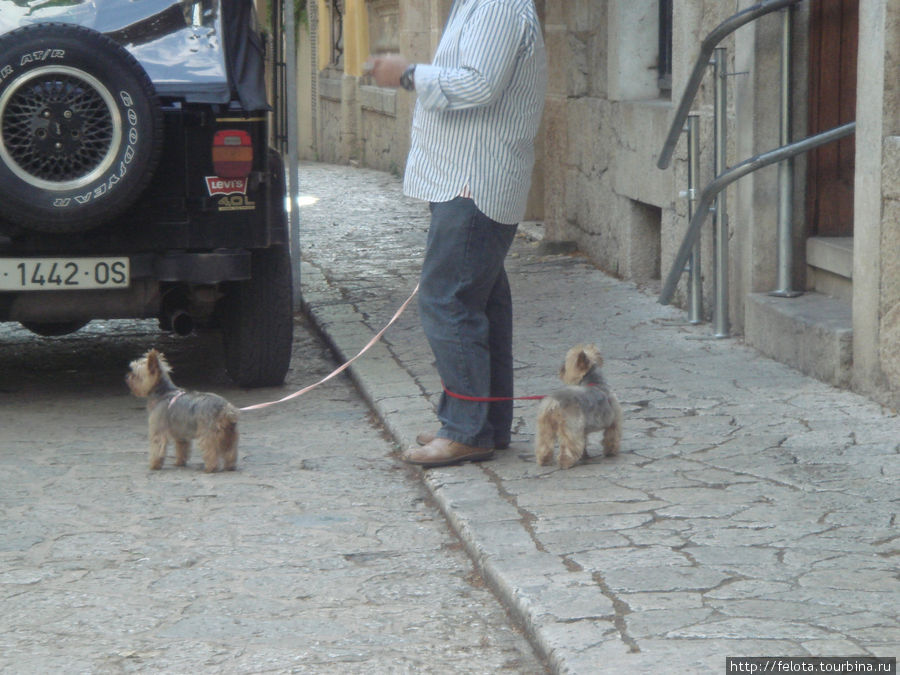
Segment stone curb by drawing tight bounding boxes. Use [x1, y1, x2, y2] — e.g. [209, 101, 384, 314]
[296, 162, 900, 674]
[300, 260, 590, 673]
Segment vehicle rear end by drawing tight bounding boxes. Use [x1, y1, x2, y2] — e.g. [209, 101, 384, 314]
[0, 0, 293, 386]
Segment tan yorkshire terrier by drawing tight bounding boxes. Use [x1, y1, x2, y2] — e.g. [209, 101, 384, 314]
[126, 349, 238, 472]
[535, 344, 622, 469]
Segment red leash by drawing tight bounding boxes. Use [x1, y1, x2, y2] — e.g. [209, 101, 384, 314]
[442, 383, 546, 402]
[442, 382, 602, 402]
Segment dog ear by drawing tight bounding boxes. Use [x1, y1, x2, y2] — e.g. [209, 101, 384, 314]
[583, 344, 603, 367]
[146, 349, 160, 376]
[576, 350, 593, 375]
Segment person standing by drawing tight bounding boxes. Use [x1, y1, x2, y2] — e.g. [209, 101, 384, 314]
[369, 0, 547, 467]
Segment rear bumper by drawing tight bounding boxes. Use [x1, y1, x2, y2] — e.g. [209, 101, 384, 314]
[132, 250, 251, 284]
[0, 250, 256, 323]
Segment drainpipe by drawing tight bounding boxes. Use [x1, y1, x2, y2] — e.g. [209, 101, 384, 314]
[687, 114, 702, 324]
[712, 47, 730, 337]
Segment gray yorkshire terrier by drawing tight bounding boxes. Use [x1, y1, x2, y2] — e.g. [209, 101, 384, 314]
[535, 344, 622, 469]
[126, 349, 238, 472]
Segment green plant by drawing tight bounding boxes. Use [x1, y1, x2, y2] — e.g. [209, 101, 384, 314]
[295, 0, 309, 29]
[263, 1, 308, 35]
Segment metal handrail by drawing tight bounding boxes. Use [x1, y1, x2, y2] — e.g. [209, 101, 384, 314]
[659, 121, 856, 306]
[657, 0, 804, 170]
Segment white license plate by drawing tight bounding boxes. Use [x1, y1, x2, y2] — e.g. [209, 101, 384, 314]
[0, 257, 130, 291]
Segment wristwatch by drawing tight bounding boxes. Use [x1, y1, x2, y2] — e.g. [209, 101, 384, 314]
[400, 64, 416, 91]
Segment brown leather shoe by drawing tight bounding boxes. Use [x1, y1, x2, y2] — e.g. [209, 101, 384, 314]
[416, 431, 510, 450]
[415, 431, 437, 446]
[402, 437, 494, 467]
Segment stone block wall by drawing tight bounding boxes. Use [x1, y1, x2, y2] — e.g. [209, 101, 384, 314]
[854, 0, 900, 403]
[298, 0, 900, 405]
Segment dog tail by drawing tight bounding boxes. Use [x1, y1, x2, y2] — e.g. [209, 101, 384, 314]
[220, 405, 239, 437]
[222, 420, 238, 449]
[213, 404, 237, 439]
[223, 404, 239, 425]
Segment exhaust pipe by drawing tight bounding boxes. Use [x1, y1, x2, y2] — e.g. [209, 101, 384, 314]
[168, 310, 194, 336]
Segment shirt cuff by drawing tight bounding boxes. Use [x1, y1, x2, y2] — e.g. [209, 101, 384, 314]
[413, 64, 449, 109]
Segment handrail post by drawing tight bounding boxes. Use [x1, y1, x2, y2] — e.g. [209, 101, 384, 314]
[712, 47, 730, 337]
[687, 114, 703, 324]
[657, 0, 805, 170]
[659, 122, 856, 307]
[771, 6, 802, 298]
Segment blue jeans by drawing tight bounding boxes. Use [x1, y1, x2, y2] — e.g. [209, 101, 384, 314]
[419, 198, 518, 448]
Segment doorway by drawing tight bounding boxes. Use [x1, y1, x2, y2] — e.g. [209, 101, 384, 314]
[806, 0, 858, 237]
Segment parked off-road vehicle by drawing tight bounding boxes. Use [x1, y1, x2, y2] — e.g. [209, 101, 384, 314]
[0, 0, 294, 387]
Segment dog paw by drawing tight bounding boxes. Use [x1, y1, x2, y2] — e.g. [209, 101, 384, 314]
[558, 455, 580, 469]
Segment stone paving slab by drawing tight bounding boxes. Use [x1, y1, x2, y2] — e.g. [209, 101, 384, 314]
[298, 162, 900, 673]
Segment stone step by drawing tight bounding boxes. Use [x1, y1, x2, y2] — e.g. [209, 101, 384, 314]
[745, 291, 853, 388]
[807, 236, 853, 278]
[806, 236, 853, 302]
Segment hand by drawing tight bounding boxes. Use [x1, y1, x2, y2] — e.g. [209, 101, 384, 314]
[365, 53, 409, 88]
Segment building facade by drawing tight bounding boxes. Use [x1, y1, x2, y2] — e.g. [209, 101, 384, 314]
[293, 0, 900, 409]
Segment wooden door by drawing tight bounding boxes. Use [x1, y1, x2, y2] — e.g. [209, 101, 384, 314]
[806, 0, 858, 237]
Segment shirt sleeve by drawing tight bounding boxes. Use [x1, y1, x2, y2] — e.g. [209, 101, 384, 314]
[415, 2, 528, 111]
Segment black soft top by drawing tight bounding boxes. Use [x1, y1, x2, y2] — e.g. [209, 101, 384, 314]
[0, 0, 267, 110]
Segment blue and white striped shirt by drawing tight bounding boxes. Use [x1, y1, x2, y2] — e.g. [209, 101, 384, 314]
[403, 0, 547, 225]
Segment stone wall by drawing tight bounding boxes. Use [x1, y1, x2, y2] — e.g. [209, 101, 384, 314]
[298, 0, 900, 406]
[878, 134, 900, 391]
[543, 1, 738, 312]
[854, 0, 900, 403]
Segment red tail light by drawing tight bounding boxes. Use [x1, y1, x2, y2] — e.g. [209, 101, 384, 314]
[212, 130, 253, 178]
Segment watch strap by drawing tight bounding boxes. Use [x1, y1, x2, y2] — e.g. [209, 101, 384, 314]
[400, 64, 416, 91]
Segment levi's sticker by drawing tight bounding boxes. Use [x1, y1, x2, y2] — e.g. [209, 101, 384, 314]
[206, 176, 248, 196]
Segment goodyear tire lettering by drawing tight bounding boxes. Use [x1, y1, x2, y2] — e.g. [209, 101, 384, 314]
[0, 24, 162, 233]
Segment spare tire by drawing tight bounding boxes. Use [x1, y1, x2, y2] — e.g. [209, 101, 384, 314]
[0, 23, 162, 233]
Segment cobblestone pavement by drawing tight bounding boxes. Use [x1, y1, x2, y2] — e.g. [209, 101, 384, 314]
[298, 161, 900, 674]
[0, 319, 546, 673]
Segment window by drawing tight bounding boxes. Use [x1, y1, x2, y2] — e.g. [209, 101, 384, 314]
[329, 0, 344, 67]
[608, 1, 664, 101]
[658, 0, 673, 93]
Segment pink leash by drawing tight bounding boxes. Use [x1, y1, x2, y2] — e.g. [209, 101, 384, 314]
[239, 284, 419, 412]
[238, 283, 572, 412]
